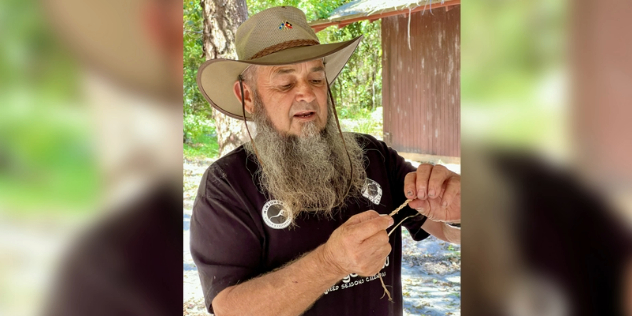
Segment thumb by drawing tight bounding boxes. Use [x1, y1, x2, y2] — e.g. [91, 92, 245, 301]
[409, 199, 431, 218]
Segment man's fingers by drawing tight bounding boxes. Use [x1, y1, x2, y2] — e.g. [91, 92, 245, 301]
[415, 164, 433, 200]
[348, 214, 393, 241]
[440, 176, 461, 209]
[356, 232, 392, 276]
[362, 230, 390, 248]
[403, 164, 460, 222]
[404, 172, 417, 199]
[345, 210, 380, 226]
[427, 165, 450, 199]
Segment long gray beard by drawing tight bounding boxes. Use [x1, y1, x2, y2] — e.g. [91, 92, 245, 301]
[244, 93, 367, 223]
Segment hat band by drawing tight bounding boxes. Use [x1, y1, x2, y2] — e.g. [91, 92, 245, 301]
[248, 39, 320, 60]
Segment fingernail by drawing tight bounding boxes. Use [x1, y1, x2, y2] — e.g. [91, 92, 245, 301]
[379, 214, 388, 217]
[442, 201, 448, 208]
[416, 207, 425, 214]
[428, 190, 435, 198]
[418, 190, 425, 199]
[388, 218, 394, 227]
[406, 190, 413, 197]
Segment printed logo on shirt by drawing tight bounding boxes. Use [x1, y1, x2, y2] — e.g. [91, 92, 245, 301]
[262, 200, 292, 229]
[362, 178, 382, 205]
[324, 256, 390, 295]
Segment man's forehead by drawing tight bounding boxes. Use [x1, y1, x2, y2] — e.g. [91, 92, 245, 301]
[267, 60, 325, 76]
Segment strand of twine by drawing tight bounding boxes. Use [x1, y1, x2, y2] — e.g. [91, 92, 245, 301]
[388, 214, 420, 237]
[389, 199, 412, 216]
[378, 199, 417, 302]
[379, 272, 393, 301]
[239, 76, 264, 168]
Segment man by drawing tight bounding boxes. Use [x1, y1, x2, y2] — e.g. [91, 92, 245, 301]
[192, 6, 461, 316]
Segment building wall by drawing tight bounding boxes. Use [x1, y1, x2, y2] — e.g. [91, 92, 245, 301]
[381, 6, 460, 157]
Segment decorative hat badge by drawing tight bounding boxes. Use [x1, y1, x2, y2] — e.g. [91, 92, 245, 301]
[279, 21, 293, 30]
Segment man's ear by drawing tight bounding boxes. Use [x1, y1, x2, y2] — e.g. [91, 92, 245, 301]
[233, 80, 255, 114]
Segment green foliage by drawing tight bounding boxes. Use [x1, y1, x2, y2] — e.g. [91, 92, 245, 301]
[184, 114, 215, 142]
[247, 0, 346, 21]
[338, 106, 383, 138]
[317, 20, 382, 112]
[183, 0, 213, 143]
[184, 134, 220, 159]
[183, 114, 220, 159]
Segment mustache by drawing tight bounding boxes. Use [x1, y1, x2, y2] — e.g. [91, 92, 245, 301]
[289, 101, 320, 117]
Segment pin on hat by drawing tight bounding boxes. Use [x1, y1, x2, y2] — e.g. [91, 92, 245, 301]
[279, 21, 293, 30]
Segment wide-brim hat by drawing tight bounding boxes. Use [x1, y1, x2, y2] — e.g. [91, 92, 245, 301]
[197, 6, 362, 121]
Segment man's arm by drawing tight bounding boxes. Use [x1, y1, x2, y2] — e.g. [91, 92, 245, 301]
[421, 220, 461, 244]
[211, 211, 394, 316]
[213, 245, 341, 316]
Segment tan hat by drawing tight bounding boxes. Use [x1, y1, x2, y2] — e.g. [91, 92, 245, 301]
[197, 6, 362, 121]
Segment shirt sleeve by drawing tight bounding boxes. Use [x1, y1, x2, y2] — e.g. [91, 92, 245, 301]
[190, 163, 262, 313]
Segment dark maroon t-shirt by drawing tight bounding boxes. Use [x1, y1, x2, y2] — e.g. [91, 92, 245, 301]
[190, 133, 429, 315]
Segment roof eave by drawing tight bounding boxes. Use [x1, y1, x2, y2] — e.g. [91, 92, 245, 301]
[309, 0, 460, 32]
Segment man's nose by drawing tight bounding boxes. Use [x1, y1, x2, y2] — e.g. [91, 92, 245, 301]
[294, 79, 317, 104]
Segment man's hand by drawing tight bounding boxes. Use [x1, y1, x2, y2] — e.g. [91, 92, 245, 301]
[321, 210, 393, 277]
[404, 164, 461, 223]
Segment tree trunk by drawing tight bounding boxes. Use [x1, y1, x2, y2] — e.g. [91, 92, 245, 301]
[201, 0, 251, 157]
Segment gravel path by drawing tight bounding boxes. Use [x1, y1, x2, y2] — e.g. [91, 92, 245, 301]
[183, 158, 460, 316]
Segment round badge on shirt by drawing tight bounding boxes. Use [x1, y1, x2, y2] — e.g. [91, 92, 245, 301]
[262, 200, 292, 229]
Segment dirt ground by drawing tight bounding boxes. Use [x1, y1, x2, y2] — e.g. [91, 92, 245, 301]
[183, 157, 461, 316]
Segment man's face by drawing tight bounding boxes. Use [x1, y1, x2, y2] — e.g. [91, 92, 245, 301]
[250, 59, 329, 136]
[238, 59, 368, 220]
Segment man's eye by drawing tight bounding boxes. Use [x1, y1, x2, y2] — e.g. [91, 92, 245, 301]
[281, 83, 293, 90]
[311, 79, 324, 84]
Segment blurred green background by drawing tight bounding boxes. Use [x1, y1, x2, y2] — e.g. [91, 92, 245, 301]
[461, 0, 568, 152]
[0, 0, 99, 217]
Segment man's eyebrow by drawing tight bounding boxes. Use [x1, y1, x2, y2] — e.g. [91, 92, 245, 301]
[310, 66, 325, 73]
[271, 65, 325, 76]
[273, 67, 296, 75]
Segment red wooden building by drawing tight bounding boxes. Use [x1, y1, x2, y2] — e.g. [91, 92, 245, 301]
[311, 0, 461, 163]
